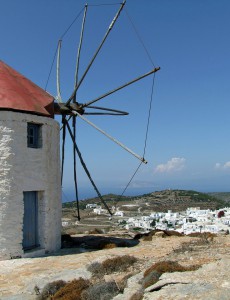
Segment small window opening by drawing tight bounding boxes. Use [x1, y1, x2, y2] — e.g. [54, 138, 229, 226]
[27, 123, 42, 148]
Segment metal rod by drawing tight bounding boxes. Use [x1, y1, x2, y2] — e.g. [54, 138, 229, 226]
[56, 40, 63, 103]
[66, 0, 126, 106]
[65, 119, 113, 215]
[81, 67, 160, 108]
[73, 4, 88, 103]
[73, 110, 147, 164]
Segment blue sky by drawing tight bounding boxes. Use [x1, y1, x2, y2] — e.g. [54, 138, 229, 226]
[1, 0, 230, 200]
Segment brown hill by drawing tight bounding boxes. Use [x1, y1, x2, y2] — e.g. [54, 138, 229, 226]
[63, 189, 227, 213]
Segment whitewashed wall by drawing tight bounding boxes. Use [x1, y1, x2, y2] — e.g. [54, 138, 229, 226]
[0, 111, 61, 260]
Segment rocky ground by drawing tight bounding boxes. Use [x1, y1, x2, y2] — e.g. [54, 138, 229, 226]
[0, 232, 229, 300]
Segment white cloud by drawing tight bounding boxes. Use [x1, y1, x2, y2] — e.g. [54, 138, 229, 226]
[223, 161, 230, 169]
[215, 163, 221, 169]
[214, 161, 230, 170]
[154, 157, 186, 173]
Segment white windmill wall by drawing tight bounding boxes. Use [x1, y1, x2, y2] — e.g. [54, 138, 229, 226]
[0, 111, 61, 260]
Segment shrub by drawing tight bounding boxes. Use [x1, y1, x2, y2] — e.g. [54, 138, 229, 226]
[102, 243, 117, 249]
[144, 260, 198, 277]
[142, 270, 161, 289]
[142, 235, 152, 241]
[88, 255, 138, 277]
[37, 280, 66, 300]
[53, 278, 90, 299]
[81, 280, 119, 300]
[101, 255, 137, 274]
[89, 228, 104, 234]
[133, 227, 142, 231]
[134, 230, 183, 240]
[187, 232, 216, 243]
[187, 232, 215, 238]
[163, 230, 183, 237]
[97, 239, 115, 249]
[87, 262, 103, 277]
[142, 260, 199, 288]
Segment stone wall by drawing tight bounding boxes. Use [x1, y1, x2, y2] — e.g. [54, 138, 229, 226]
[0, 111, 61, 260]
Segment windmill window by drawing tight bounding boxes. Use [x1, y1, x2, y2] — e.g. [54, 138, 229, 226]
[27, 123, 42, 148]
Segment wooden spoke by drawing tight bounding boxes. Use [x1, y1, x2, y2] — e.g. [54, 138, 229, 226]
[66, 1, 126, 106]
[56, 40, 63, 103]
[80, 67, 160, 108]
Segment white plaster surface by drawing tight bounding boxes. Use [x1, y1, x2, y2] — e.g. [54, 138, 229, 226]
[0, 111, 61, 260]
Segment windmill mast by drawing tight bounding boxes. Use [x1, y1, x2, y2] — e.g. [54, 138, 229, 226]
[53, 1, 160, 217]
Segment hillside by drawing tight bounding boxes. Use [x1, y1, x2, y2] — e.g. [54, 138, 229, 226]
[63, 189, 227, 212]
[61, 189, 228, 237]
[208, 192, 230, 203]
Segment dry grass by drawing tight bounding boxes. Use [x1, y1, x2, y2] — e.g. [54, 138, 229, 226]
[173, 232, 216, 254]
[144, 260, 198, 277]
[97, 239, 130, 249]
[142, 260, 199, 289]
[53, 278, 90, 299]
[88, 255, 138, 277]
[142, 235, 152, 241]
[173, 242, 194, 253]
[81, 280, 119, 300]
[134, 230, 183, 240]
[142, 270, 162, 289]
[187, 232, 216, 243]
[38, 273, 135, 299]
[88, 228, 104, 234]
[163, 230, 183, 237]
[37, 280, 66, 300]
[97, 240, 116, 249]
[102, 243, 117, 249]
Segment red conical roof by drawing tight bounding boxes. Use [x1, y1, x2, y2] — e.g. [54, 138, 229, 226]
[0, 60, 54, 117]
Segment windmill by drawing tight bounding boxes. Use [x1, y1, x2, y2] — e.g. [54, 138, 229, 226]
[52, 1, 160, 219]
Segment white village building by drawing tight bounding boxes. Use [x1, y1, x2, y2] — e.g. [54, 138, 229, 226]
[121, 207, 230, 234]
[86, 204, 98, 209]
[93, 206, 108, 215]
[0, 61, 61, 260]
